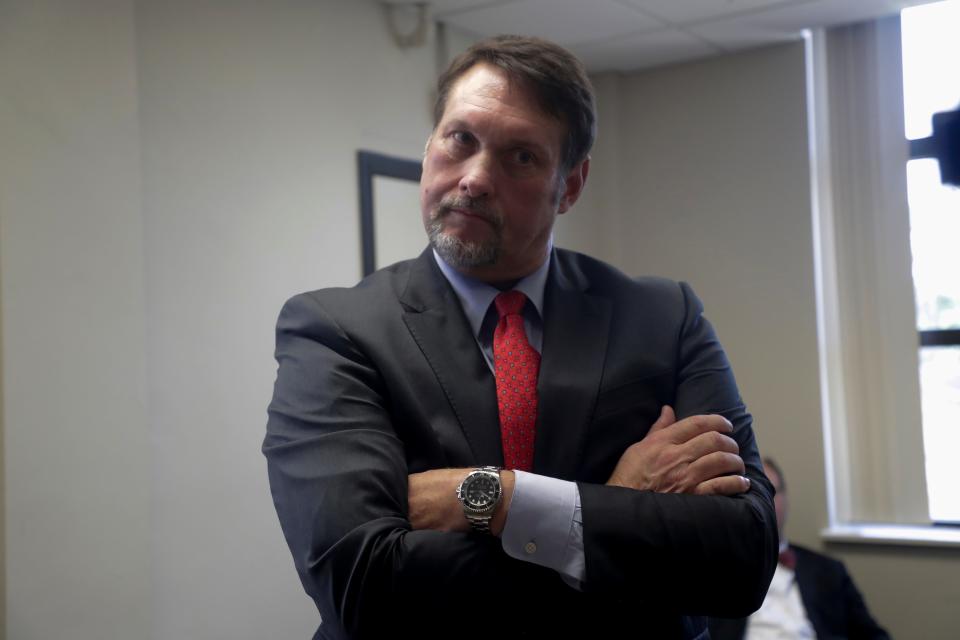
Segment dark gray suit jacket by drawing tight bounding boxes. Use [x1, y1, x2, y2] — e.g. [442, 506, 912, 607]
[264, 248, 778, 639]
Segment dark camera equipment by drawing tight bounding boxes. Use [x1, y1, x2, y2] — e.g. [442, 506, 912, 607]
[912, 106, 959, 187]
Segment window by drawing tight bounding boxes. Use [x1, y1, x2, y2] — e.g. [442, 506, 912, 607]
[901, 0, 960, 524]
[807, 6, 960, 545]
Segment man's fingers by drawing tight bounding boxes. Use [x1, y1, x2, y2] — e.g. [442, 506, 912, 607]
[687, 451, 746, 483]
[682, 430, 740, 461]
[647, 405, 676, 433]
[664, 413, 733, 444]
[694, 474, 751, 496]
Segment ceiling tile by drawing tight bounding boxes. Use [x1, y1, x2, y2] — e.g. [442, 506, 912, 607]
[440, 0, 664, 46]
[689, 0, 928, 50]
[572, 29, 719, 72]
[421, 0, 939, 73]
[686, 20, 801, 51]
[618, 0, 802, 25]
[424, 0, 524, 17]
[746, 0, 925, 30]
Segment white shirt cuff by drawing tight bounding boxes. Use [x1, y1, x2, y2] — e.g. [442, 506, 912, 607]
[501, 470, 586, 584]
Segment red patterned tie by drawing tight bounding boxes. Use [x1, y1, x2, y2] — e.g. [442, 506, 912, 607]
[493, 290, 540, 471]
[778, 547, 797, 570]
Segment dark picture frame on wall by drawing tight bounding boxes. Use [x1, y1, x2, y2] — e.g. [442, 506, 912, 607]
[357, 150, 422, 276]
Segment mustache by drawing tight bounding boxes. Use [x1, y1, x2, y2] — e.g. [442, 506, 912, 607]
[436, 196, 503, 229]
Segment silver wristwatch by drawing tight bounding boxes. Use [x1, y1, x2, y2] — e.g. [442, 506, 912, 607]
[456, 466, 503, 534]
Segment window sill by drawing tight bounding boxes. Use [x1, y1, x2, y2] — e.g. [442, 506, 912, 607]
[822, 524, 960, 548]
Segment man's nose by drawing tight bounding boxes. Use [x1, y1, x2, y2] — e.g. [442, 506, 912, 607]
[458, 153, 495, 198]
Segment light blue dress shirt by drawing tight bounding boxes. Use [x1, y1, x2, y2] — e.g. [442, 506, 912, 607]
[432, 249, 586, 585]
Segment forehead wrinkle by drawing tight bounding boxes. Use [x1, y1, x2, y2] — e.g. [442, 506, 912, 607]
[453, 88, 544, 126]
[446, 64, 554, 127]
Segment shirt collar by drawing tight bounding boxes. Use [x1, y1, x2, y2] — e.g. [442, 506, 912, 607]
[432, 243, 551, 338]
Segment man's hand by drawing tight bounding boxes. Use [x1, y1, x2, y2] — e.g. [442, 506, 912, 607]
[408, 468, 515, 535]
[606, 406, 749, 496]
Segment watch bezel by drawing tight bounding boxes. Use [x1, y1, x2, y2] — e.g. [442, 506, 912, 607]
[457, 467, 503, 516]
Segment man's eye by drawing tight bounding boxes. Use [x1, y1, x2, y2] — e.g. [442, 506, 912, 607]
[512, 149, 535, 165]
[451, 131, 473, 145]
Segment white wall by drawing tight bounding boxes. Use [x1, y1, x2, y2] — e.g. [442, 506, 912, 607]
[0, 0, 152, 638]
[2, 1, 466, 638]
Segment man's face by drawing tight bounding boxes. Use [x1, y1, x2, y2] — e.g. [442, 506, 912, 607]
[420, 63, 588, 283]
[764, 462, 788, 538]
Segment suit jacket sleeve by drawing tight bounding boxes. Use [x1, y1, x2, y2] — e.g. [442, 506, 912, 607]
[263, 291, 545, 638]
[578, 280, 779, 618]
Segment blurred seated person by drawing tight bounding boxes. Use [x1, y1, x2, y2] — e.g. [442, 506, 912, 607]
[709, 457, 890, 640]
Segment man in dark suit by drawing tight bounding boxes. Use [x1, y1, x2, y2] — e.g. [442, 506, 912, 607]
[264, 35, 778, 639]
[709, 458, 890, 639]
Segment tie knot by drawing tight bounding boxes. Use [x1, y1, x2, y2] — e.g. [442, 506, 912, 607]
[494, 290, 527, 318]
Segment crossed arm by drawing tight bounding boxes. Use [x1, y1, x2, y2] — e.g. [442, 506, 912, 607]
[407, 405, 752, 535]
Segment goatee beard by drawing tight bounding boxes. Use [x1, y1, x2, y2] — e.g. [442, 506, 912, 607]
[426, 197, 502, 269]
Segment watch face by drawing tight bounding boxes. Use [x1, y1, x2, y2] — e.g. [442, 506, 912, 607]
[463, 473, 499, 510]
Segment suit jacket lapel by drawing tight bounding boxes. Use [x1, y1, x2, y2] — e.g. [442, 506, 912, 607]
[399, 249, 504, 466]
[534, 250, 612, 479]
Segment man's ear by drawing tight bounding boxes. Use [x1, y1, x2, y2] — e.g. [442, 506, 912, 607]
[557, 157, 590, 214]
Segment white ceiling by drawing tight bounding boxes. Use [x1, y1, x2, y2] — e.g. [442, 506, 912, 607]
[390, 0, 938, 71]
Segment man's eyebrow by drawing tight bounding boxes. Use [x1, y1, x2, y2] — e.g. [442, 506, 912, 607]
[440, 118, 552, 154]
[508, 138, 549, 152]
[439, 118, 470, 132]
